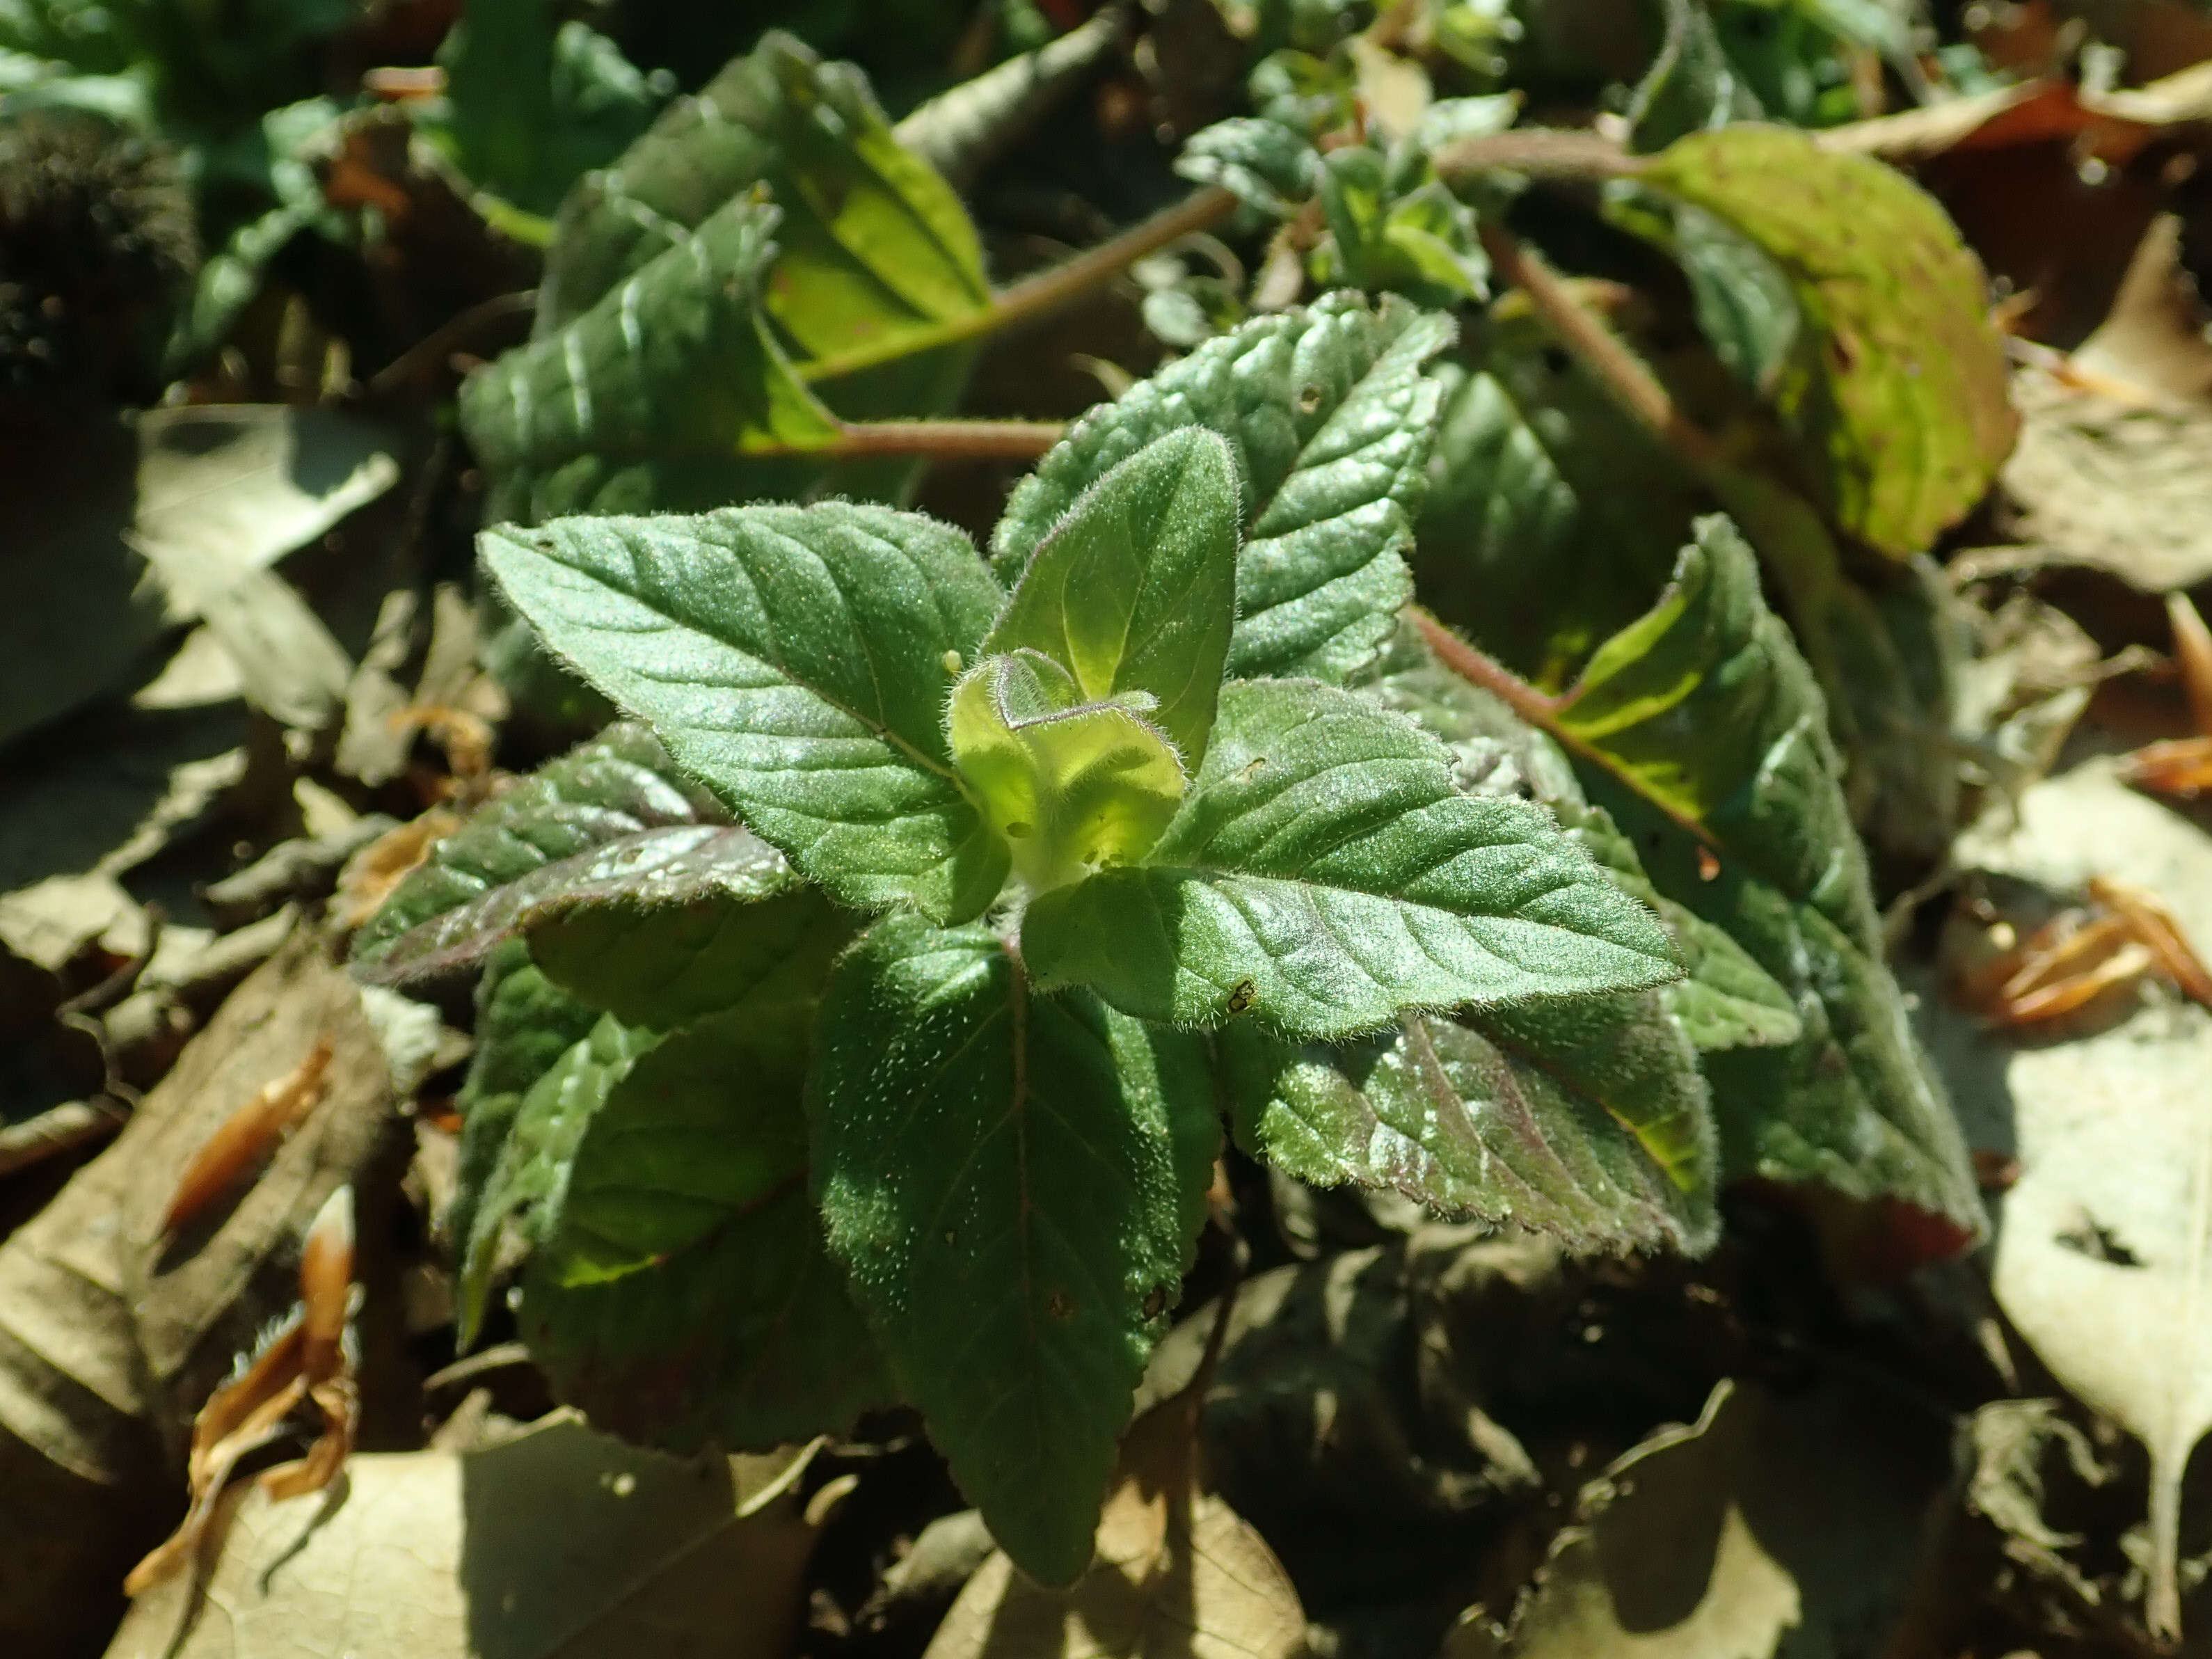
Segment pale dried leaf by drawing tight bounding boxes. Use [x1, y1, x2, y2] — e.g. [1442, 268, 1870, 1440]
[1943, 761, 2212, 1638]
[103, 1415, 820, 1659]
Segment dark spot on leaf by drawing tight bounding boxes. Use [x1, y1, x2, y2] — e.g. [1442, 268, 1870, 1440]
[1297, 383, 1324, 414]
[1143, 1285, 1168, 1319]
[1225, 978, 1257, 1015]
[1047, 1287, 1076, 1319]
[1541, 345, 1571, 376]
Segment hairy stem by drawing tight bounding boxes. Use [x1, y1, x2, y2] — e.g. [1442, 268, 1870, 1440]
[1435, 128, 1639, 186]
[799, 185, 1240, 386]
[1476, 222, 1721, 469]
[1411, 609, 1717, 850]
[818, 418, 1065, 461]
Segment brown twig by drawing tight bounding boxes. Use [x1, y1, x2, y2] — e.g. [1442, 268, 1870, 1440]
[1411, 608, 1720, 852]
[1434, 127, 1640, 186]
[819, 418, 1066, 461]
[1477, 221, 1723, 470]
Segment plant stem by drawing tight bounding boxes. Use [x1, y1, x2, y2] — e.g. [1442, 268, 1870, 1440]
[1435, 128, 1639, 186]
[819, 418, 1065, 461]
[799, 185, 1240, 386]
[1411, 608, 1717, 850]
[1476, 222, 1721, 470]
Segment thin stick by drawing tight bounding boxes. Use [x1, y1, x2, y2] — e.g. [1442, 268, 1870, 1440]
[799, 186, 1241, 386]
[818, 418, 1065, 461]
[1477, 222, 1723, 470]
[1411, 608, 1719, 850]
[1435, 128, 1639, 185]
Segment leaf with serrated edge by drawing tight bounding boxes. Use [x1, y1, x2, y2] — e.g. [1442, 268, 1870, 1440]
[985, 427, 1240, 770]
[1413, 314, 1704, 691]
[809, 914, 1218, 1585]
[482, 502, 1009, 923]
[1640, 125, 2016, 558]
[948, 651, 1186, 892]
[353, 722, 738, 983]
[992, 293, 1451, 685]
[1024, 678, 1680, 1040]
[447, 944, 600, 1255]
[460, 194, 854, 525]
[1223, 990, 1717, 1253]
[1554, 516, 1982, 1240]
[459, 1014, 656, 1345]
[530, 887, 859, 1033]
[1360, 626, 1803, 1054]
[538, 31, 987, 355]
[524, 1011, 893, 1450]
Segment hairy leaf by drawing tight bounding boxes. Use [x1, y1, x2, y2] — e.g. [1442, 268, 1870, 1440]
[1640, 124, 2016, 557]
[459, 196, 855, 525]
[809, 915, 1218, 1586]
[1415, 314, 1705, 689]
[985, 427, 1241, 770]
[433, 0, 664, 217]
[352, 723, 742, 983]
[1360, 630, 1803, 1054]
[537, 30, 987, 356]
[525, 1012, 893, 1450]
[459, 1014, 657, 1344]
[482, 504, 1009, 922]
[992, 294, 1452, 685]
[1554, 518, 1982, 1239]
[530, 887, 860, 1033]
[1176, 116, 1318, 215]
[947, 652, 1187, 894]
[1024, 678, 1680, 1039]
[447, 945, 600, 1257]
[1224, 991, 1717, 1254]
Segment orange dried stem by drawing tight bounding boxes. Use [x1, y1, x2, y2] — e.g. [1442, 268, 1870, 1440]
[2167, 592, 2212, 738]
[1995, 942, 2155, 1024]
[162, 1038, 334, 1234]
[2090, 876, 2212, 1010]
[2119, 735, 2212, 797]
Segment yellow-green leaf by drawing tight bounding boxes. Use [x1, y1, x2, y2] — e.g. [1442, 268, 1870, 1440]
[1641, 124, 2016, 558]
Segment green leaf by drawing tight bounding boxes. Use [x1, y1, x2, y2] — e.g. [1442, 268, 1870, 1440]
[523, 1010, 894, 1450]
[1414, 314, 1705, 690]
[1554, 517, 1982, 1239]
[983, 427, 1241, 772]
[992, 293, 1453, 685]
[530, 887, 859, 1034]
[431, 0, 665, 217]
[447, 944, 600, 1258]
[946, 652, 1187, 894]
[482, 503, 1010, 923]
[809, 914, 1218, 1586]
[1360, 627, 1803, 1054]
[536, 30, 987, 363]
[1023, 678, 1681, 1040]
[459, 1013, 658, 1345]
[1223, 994, 1718, 1254]
[458, 194, 857, 525]
[1175, 116, 1318, 215]
[351, 722, 740, 983]
[1639, 123, 2017, 558]
[1623, 0, 1765, 152]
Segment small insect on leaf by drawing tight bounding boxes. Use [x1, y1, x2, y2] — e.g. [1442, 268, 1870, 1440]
[161, 1038, 334, 1235]
[1225, 978, 1257, 1016]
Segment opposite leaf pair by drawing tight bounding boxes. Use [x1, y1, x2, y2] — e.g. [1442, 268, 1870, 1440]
[481, 423, 1682, 1045]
